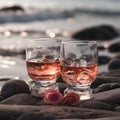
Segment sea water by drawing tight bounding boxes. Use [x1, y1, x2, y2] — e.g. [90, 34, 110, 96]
[0, 0, 120, 77]
[0, 0, 120, 31]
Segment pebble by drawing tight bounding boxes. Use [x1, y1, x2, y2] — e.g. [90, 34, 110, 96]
[93, 83, 120, 93]
[98, 55, 111, 65]
[72, 24, 118, 40]
[108, 58, 120, 71]
[0, 93, 37, 105]
[108, 42, 120, 53]
[1, 80, 31, 98]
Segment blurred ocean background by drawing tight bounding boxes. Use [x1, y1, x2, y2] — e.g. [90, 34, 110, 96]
[0, 0, 120, 83]
[0, 0, 120, 35]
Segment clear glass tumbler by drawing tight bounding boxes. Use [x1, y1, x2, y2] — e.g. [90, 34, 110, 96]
[26, 37, 61, 97]
[60, 41, 98, 100]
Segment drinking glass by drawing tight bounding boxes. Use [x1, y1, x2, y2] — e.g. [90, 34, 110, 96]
[26, 37, 61, 97]
[60, 41, 98, 100]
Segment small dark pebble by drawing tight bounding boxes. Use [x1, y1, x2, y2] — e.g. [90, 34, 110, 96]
[58, 83, 67, 94]
[0, 5, 24, 12]
[1, 80, 31, 98]
[108, 42, 120, 53]
[108, 58, 120, 71]
[98, 55, 111, 65]
[72, 24, 118, 40]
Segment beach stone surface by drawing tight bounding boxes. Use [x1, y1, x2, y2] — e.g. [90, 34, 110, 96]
[102, 69, 120, 77]
[93, 83, 120, 93]
[94, 88, 120, 106]
[0, 71, 120, 119]
[108, 58, 120, 71]
[98, 55, 111, 65]
[108, 41, 120, 53]
[72, 24, 118, 40]
[91, 76, 120, 88]
[0, 93, 37, 105]
[1, 80, 31, 98]
[80, 100, 113, 110]
[0, 105, 119, 120]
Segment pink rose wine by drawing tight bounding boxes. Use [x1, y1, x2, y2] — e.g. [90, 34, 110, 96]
[26, 59, 61, 81]
[61, 64, 98, 85]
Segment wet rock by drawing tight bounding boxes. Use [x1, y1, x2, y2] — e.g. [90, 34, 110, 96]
[98, 55, 111, 65]
[108, 42, 120, 53]
[18, 112, 55, 120]
[91, 76, 120, 88]
[87, 116, 120, 120]
[0, 95, 4, 102]
[93, 83, 120, 93]
[114, 54, 120, 59]
[0, 5, 24, 12]
[0, 105, 119, 119]
[115, 106, 120, 111]
[108, 58, 120, 71]
[0, 93, 37, 105]
[80, 100, 113, 110]
[94, 88, 120, 106]
[72, 24, 118, 40]
[102, 69, 120, 77]
[1, 80, 31, 98]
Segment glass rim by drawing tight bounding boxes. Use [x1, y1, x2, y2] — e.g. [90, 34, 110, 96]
[26, 36, 61, 42]
[61, 40, 97, 44]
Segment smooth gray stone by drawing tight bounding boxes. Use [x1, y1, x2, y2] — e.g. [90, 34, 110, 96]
[91, 76, 120, 88]
[102, 69, 120, 77]
[108, 58, 120, 71]
[1, 80, 30, 98]
[94, 88, 120, 106]
[98, 55, 111, 65]
[0, 93, 37, 105]
[114, 106, 120, 111]
[85, 116, 120, 120]
[80, 100, 113, 110]
[0, 105, 119, 119]
[108, 42, 120, 53]
[93, 83, 120, 93]
[72, 24, 118, 40]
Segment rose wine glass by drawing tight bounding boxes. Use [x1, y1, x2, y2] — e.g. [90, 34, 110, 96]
[26, 37, 61, 97]
[60, 41, 98, 100]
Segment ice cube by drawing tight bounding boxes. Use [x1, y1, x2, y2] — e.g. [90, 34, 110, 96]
[66, 53, 76, 59]
[44, 55, 54, 62]
[64, 58, 74, 66]
[79, 59, 87, 67]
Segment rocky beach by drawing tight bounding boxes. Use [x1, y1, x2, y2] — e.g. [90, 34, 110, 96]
[0, 0, 120, 119]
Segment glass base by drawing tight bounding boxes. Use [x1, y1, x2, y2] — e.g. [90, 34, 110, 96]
[30, 81, 58, 97]
[64, 84, 93, 101]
